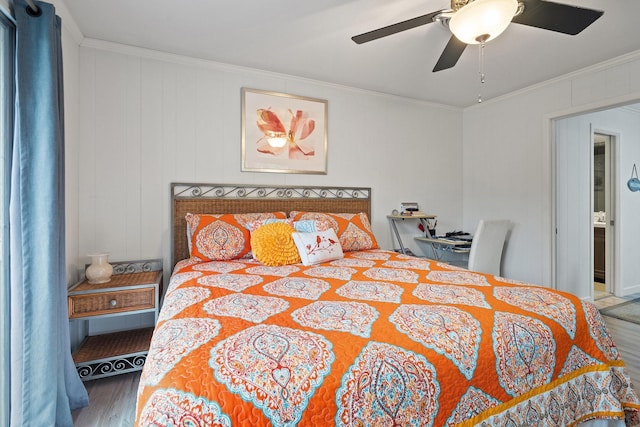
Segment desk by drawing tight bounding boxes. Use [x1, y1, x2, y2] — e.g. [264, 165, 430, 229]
[387, 214, 436, 255]
[414, 236, 471, 261]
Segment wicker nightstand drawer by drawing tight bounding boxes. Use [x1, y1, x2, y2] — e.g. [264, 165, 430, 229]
[68, 287, 155, 318]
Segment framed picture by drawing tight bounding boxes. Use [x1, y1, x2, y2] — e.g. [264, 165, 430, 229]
[241, 88, 328, 174]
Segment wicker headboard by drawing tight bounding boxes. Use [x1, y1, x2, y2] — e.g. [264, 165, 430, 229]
[171, 183, 372, 267]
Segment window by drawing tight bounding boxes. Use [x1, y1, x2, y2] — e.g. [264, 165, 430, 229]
[0, 7, 15, 425]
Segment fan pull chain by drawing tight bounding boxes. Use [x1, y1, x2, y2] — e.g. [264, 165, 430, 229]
[478, 40, 485, 103]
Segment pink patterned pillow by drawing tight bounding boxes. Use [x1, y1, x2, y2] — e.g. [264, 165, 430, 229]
[292, 229, 344, 266]
[185, 212, 286, 261]
[245, 218, 327, 233]
[245, 218, 294, 232]
[289, 211, 378, 252]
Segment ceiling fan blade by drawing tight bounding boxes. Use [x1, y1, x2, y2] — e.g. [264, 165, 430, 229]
[512, 0, 603, 35]
[352, 11, 443, 44]
[433, 36, 467, 72]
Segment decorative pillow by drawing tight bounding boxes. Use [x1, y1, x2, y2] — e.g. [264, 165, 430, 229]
[292, 219, 329, 233]
[245, 217, 294, 232]
[292, 229, 344, 266]
[230, 211, 287, 228]
[245, 219, 327, 260]
[246, 218, 326, 233]
[185, 212, 286, 261]
[251, 222, 301, 266]
[289, 211, 378, 252]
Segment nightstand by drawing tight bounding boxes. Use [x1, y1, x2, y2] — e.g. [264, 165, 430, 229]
[68, 259, 162, 381]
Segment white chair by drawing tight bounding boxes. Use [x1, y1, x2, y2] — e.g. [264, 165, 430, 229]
[466, 219, 510, 276]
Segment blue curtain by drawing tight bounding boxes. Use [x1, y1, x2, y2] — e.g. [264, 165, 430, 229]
[10, 0, 88, 425]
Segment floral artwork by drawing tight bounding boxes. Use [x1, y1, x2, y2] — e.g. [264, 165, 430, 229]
[242, 88, 327, 174]
[256, 109, 316, 158]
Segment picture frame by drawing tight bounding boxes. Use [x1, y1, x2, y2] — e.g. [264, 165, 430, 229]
[241, 88, 328, 174]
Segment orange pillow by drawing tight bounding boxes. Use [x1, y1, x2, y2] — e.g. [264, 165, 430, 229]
[289, 211, 378, 252]
[185, 212, 286, 261]
[251, 222, 301, 266]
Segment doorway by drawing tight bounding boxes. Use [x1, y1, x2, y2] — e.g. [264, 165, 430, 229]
[553, 111, 625, 300]
[593, 133, 615, 299]
[553, 102, 640, 300]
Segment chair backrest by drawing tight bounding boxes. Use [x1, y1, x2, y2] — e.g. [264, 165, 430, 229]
[467, 219, 510, 276]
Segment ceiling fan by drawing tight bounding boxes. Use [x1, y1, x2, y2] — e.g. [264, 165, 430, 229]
[352, 0, 604, 72]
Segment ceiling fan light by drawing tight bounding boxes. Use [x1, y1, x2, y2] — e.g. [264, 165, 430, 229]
[449, 0, 518, 45]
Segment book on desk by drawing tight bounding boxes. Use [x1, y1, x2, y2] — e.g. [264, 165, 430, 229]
[436, 234, 472, 245]
[416, 233, 473, 251]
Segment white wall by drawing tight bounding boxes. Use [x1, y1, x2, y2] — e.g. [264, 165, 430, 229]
[61, 10, 81, 285]
[616, 108, 640, 295]
[463, 51, 640, 288]
[50, 0, 85, 347]
[75, 41, 463, 302]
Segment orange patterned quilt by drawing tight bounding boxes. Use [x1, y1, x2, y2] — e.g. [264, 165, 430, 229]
[135, 250, 640, 426]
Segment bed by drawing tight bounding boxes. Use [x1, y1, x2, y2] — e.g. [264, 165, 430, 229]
[134, 183, 640, 426]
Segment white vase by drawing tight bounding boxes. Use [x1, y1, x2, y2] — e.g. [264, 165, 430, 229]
[86, 253, 113, 284]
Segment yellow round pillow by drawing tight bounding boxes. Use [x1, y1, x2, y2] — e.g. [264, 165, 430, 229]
[251, 222, 301, 266]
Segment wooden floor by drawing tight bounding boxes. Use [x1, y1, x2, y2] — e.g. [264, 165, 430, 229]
[72, 309, 640, 426]
[72, 370, 140, 427]
[593, 293, 640, 391]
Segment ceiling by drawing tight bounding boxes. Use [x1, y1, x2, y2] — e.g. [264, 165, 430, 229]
[59, 0, 640, 108]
